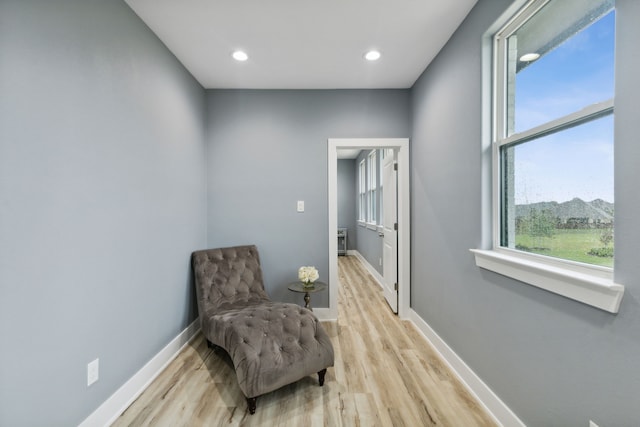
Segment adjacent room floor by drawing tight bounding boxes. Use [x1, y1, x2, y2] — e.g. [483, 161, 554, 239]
[113, 255, 496, 426]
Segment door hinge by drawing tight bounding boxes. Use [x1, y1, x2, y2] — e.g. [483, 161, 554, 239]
[394, 223, 398, 231]
[394, 163, 398, 171]
[394, 283, 398, 291]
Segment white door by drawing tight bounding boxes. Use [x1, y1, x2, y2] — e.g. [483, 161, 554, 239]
[382, 149, 398, 313]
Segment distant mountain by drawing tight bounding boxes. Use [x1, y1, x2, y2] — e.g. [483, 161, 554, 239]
[516, 198, 614, 222]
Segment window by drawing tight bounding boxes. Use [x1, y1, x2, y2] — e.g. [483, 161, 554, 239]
[496, 0, 615, 267]
[358, 159, 366, 222]
[473, 0, 624, 313]
[367, 150, 377, 223]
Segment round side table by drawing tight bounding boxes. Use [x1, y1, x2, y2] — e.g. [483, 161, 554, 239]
[287, 281, 327, 311]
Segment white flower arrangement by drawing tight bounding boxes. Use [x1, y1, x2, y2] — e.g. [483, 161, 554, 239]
[298, 266, 319, 286]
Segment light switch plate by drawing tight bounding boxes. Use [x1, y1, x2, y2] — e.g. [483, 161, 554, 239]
[297, 200, 304, 212]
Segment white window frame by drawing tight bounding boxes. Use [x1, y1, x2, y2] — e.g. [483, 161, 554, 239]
[367, 150, 377, 228]
[358, 159, 366, 223]
[472, 0, 624, 313]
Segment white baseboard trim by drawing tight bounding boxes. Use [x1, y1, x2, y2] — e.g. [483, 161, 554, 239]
[349, 250, 384, 289]
[79, 318, 201, 427]
[407, 310, 525, 427]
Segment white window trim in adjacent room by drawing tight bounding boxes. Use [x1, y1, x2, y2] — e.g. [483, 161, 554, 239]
[367, 150, 377, 228]
[472, 0, 624, 314]
[358, 159, 366, 224]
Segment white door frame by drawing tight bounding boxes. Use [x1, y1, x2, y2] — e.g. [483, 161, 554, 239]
[327, 138, 410, 319]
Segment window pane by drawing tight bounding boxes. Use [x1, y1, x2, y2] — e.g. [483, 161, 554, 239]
[501, 114, 614, 267]
[507, 2, 615, 134]
[368, 151, 377, 222]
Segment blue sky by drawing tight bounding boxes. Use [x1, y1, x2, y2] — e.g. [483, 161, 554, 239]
[512, 9, 615, 205]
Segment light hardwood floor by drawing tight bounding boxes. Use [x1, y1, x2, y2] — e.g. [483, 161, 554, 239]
[113, 255, 496, 426]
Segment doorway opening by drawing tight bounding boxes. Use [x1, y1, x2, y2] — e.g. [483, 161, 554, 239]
[327, 138, 410, 319]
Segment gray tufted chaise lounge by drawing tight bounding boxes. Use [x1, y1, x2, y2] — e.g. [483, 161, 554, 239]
[191, 245, 335, 414]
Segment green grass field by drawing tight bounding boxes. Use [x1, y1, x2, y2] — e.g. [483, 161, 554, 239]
[515, 229, 613, 268]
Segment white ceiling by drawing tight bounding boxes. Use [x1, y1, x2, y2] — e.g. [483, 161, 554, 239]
[125, 0, 477, 89]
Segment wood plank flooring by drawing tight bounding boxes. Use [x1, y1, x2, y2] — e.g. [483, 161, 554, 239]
[112, 255, 496, 426]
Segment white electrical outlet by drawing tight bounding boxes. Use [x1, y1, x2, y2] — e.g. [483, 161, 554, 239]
[87, 358, 99, 386]
[589, 421, 599, 427]
[297, 200, 304, 212]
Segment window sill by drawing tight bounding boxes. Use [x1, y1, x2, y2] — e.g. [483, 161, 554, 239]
[470, 249, 624, 313]
[357, 221, 366, 227]
[366, 222, 377, 231]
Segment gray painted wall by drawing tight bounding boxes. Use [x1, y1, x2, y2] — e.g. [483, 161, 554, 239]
[355, 222, 383, 274]
[205, 90, 410, 306]
[410, 0, 640, 425]
[337, 159, 357, 251]
[0, 1, 207, 425]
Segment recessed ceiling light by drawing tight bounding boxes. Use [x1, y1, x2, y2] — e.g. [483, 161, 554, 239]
[365, 50, 381, 61]
[519, 52, 540, 62]
[232, 50, 248, 61]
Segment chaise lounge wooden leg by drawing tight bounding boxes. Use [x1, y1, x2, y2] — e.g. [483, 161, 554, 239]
[246, 397, 257, 415]
[318, 369, 327, 386]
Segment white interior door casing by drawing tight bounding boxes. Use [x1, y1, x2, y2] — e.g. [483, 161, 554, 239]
[382, 150, 398, 313]
[328, 138, 410, 321]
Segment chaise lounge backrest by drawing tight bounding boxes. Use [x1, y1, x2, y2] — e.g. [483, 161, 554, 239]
[192, 245, 271, 336]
